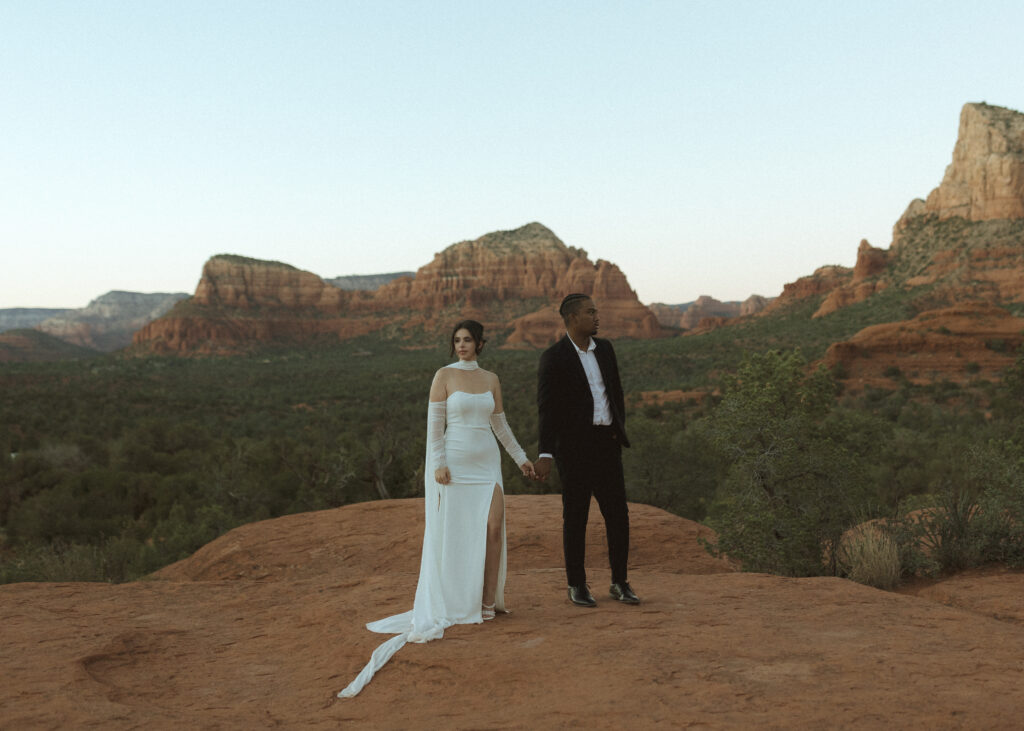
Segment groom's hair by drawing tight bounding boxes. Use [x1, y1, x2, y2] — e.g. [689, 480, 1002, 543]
[558, 293, 591, 323]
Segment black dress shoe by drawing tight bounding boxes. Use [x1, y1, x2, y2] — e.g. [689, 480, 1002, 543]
[610, 582, 640, 604]
[567, 584, 597, 607]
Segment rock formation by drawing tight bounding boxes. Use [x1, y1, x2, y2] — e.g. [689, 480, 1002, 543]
[645, 302, 687, 329]
[325, 272, 414, 291]
[134, 223, 666, 354]
[650, 295, 770, 331]
[3, 495, 1024, 727]
[0, 308, 70, 333]
[734, 102, 1024, 387]
[758, 265, 853, 316]
[813, 240, 889, 318]
[739, 294, 770, 316]
[768, 103, 1024, 323]
[923, 102, 1024, 221]
[36, 291, 188, 351]
[681, 297, 739, 329]
[823, 303, 1024, 387]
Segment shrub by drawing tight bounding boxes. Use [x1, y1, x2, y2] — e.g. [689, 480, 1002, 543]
[702, 350, 869, 576]
[838, 523, 901, 590]
[886, 442, 1024, 576]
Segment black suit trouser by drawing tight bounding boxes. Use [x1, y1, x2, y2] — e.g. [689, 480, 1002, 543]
[556, 425, 629, 587]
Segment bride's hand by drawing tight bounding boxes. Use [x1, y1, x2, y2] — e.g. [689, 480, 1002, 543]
[519, 460, 535, 480]
[435, 467, 451, 485]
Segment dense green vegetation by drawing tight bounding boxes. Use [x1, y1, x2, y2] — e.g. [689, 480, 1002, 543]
[3, 305, 1023, 585]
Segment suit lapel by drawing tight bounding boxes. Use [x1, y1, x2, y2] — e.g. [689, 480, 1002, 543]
[594, 341, 614, 392]
[561, 335, 593, 408]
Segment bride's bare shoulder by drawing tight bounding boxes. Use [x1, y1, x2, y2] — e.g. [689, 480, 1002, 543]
[431, 366, 451, 382]
[481, 368, 500, 385]
[428, 367, 450, 400]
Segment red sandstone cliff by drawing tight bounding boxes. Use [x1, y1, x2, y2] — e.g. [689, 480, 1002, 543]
[759, 103, 1024, 323]
[923, 102, 1024, 221]
[812, 240, 890, 318]
[823, 304, 1024, 386]
[134, 224, 666, 354]
[726, 102, 1024, 387]
[801, 103, 1024, 386]
[758, 265, 853, 316]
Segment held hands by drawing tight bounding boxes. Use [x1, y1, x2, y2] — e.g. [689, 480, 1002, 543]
[438, 461, 541, 484]
[533, 456, 552, 482]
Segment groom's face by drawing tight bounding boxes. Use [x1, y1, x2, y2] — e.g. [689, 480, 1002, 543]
[571, 299, 599, 336]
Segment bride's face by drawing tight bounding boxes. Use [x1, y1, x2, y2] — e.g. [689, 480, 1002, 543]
[453, 328, 478, 360]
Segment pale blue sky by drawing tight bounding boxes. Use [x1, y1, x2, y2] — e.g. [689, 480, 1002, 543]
[2, 1, 1023, 309]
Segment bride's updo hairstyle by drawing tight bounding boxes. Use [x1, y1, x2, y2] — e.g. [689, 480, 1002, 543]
[450, 319, 486, 357]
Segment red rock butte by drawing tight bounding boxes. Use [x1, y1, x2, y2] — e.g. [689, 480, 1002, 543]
[711, 102, 1024, 388]
[133, 223, 666, 354]
[3, 495, 1024, 728]
[923, 102, 1024, 221]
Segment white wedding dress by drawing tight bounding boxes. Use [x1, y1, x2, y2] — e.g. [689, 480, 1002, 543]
[339, 361, 527, 698]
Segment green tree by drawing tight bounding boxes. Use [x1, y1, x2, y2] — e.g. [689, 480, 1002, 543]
[703, 350, 868, 576]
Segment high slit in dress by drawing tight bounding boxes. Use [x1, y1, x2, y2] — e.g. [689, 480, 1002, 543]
[339, 388, 508, 698]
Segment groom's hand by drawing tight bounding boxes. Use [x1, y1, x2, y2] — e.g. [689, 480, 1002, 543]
[534, 456, 552, 481]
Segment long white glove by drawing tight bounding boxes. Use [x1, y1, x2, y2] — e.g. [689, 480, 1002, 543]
[427, 401, 447, 469]
[489, 412, 528, 467]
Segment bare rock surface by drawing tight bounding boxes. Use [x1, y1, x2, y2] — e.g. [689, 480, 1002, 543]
[898, 565, 1024, 627]
[923, 102, 1024, 221]
[4, 495, 1024, 728]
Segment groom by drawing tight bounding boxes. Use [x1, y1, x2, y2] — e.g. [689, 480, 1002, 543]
[534, 293, 640, 607]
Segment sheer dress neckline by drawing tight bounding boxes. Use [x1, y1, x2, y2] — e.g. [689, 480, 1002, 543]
[447, 360, 480, 370]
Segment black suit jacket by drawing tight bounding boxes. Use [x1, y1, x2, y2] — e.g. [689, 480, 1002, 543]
[537, 335, 630, 457]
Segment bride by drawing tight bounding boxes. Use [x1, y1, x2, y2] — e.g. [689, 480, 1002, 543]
[339, 319, 534, 698]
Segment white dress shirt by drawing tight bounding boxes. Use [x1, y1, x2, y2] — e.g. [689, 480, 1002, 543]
[574, 337, 612, 426]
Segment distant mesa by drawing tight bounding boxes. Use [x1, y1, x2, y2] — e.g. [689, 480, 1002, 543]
[133, 222, 667, 354]
[649, 295, 771, 331]
[0, 292, 187, 360]
[0, 308, 72, 333]
[35, 291, 189, 351]
[325, 272, 414, 291]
